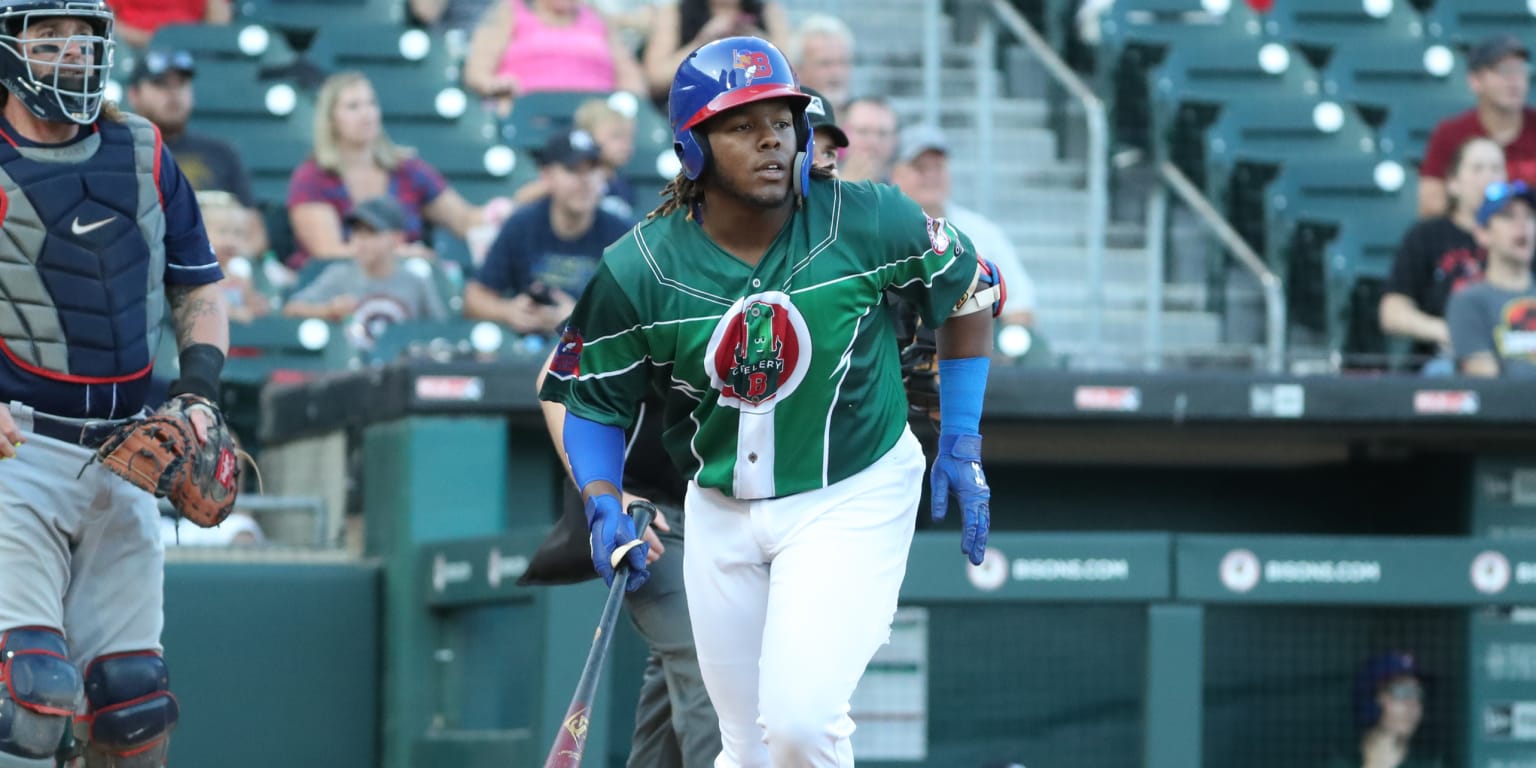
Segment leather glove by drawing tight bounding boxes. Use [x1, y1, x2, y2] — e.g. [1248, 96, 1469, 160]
[585, 494, 650, 591]
[931, 433, 991, 565]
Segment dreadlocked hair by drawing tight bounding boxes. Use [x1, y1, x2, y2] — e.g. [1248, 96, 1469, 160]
[647, 165, 839, 221]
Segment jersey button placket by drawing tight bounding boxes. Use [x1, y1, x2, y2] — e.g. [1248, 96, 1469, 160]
[751, 278, 761, 288]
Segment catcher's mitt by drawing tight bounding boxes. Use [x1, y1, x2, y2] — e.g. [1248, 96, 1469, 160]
[93, 395, 247, 528]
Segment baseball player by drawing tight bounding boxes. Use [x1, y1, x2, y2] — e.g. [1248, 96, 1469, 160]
[540, 35, 1001, 767]
[0, 2, 230, 765]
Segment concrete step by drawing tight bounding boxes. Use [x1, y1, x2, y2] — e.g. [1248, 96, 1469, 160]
[1034, 281, 1209, 313]
[1036, 308, 1223, 349]
[856, 65, 995, 100]
[887, 97, 1048, 130]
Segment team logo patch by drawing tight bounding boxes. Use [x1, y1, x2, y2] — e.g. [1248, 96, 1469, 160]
[925, 215, 951, 255]
[551, 326, 584, 376]
[345, 294, 411, 351]
[732, 49, 773, 86]
[705, 292, 812, 411]
[215, 448, 236, 491]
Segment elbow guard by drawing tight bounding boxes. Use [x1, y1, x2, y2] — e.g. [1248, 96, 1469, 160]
[950, 258, 1007, 319]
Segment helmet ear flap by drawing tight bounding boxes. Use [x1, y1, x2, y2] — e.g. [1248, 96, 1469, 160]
[793, 107, 813, 196]
[675, 128, 711, 180]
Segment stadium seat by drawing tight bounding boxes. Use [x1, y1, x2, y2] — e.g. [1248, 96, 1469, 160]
[236, 0, 404, 33]
[622, 96, 676, 192]
[1259, 156, 1403, 271]
[1422, 0, 1536, 45]
[1093, 0, 1263, 151]
[304, 24, 459, 87]
[148, 22, 297, 69]
[497, 91, 600, 151]
[224, 316, 352, 383]
[1149, 39, 1322, 165]
[1320, 38, 1466, 127]
[1375, 89, 1473, 166]
[1260, 0, 1432, 66]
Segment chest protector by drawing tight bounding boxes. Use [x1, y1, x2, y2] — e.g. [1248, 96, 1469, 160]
[0, 114, 166, 417]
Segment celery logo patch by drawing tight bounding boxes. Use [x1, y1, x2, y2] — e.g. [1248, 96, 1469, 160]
[706, 292, 811, 411]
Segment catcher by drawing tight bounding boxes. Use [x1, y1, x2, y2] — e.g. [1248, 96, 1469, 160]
[0, 1, 235, 764]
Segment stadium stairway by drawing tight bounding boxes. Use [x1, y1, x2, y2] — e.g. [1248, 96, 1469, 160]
[785, 0, 1232, 369]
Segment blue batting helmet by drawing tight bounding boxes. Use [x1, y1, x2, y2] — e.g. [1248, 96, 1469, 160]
[0, 0, 115, 125]
[669, 36, 813, 195]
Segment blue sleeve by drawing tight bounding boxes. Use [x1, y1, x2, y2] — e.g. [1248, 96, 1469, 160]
[564, 411, 626, 493]
[476, 214, 531, 295]
[159, 146, 222, 286]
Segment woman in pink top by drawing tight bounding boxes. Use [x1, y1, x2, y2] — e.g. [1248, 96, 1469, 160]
[464, 0, 644, 115]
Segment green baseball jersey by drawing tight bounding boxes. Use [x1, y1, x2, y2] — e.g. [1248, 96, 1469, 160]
[539, 176, 975, 500]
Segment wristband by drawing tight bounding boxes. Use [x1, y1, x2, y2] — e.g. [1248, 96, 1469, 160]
[563, 411, 626, 497]
[937, 356, 989, 436]
[168, 343, 225, 405]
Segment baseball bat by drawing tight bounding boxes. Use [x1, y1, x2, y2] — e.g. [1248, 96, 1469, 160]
[542, 499, 656, 768]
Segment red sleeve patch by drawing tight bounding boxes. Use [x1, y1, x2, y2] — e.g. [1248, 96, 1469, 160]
[551, 326, 583, 376]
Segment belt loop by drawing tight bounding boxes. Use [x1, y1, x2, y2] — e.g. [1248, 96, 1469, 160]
[8, 401, 33, 434]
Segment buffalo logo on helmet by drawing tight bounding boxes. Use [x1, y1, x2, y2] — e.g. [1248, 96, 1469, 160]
[732, 49, 773, 86]
[706, 292, 812, 410]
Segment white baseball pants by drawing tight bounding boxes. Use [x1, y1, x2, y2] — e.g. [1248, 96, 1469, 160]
[683, 428, 924, 768]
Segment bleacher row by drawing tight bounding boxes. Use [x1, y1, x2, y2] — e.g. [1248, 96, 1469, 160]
[111, 0, 676, 263]
[1097, 0, 1536, 365]
[116, 0, 683, 446]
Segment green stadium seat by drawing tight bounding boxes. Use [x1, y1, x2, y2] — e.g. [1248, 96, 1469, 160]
[1259, 156, 1402, 273]
[1260, 0, 1431, 66]
[1422, 0, 1536, 45]
[1375, 89, 1472, 166]
[225, 316, 352, 383]
[148, 22, 297, 69]
[497, 91, 599, 151]
[1149, 40, 1324, 173]
[1094, 0, 1263, 151]
[235, 0, 404, 33]
[1320, 38, 1466, 127]
[304, 24, 459, 87]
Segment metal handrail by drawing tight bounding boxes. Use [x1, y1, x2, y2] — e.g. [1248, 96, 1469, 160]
[987, 0, 1108, 356]
[1158, 162, 1286, 373]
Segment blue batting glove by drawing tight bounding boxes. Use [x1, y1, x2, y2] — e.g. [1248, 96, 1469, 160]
[585, 494, 650, 592]
[931, 433, 991, 566]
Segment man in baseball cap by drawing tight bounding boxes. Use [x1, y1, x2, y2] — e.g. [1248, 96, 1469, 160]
[801, 85, 848, 174]
[1418, 34, 1536, 217]
[465, 128, 633, 335]
[126, 47, 257, 214]
[890, 123, 1038, 330]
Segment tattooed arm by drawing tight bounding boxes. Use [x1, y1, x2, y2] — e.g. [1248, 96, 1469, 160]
[167, 283, 230, 354]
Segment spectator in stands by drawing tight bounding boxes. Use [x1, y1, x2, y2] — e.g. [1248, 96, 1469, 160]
[199, 191, 273, 324]
[788, 14, 854, 116]
[127, 49, 254, 207]
[1447, 181, 1536, 378]
[802, 85, 848, 174]
[464, 129, 631, 335]
[106, 0, 230, 50]
[1419, 35, 1536, 218]
[840, 95, 899, 183]
[284, 197, 449, 324]
[1381, 137, 1505, 373]
[642, 0, 789, 101]
[409, 0, 498, 35]
[464, 0, 645, 116]
[891, 124, 1038, 329]
[511, 97, 639, 221]
[588, 0, 660, 53]
[1328, 652, 1437, 768]
[287, 71, 485, 267]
